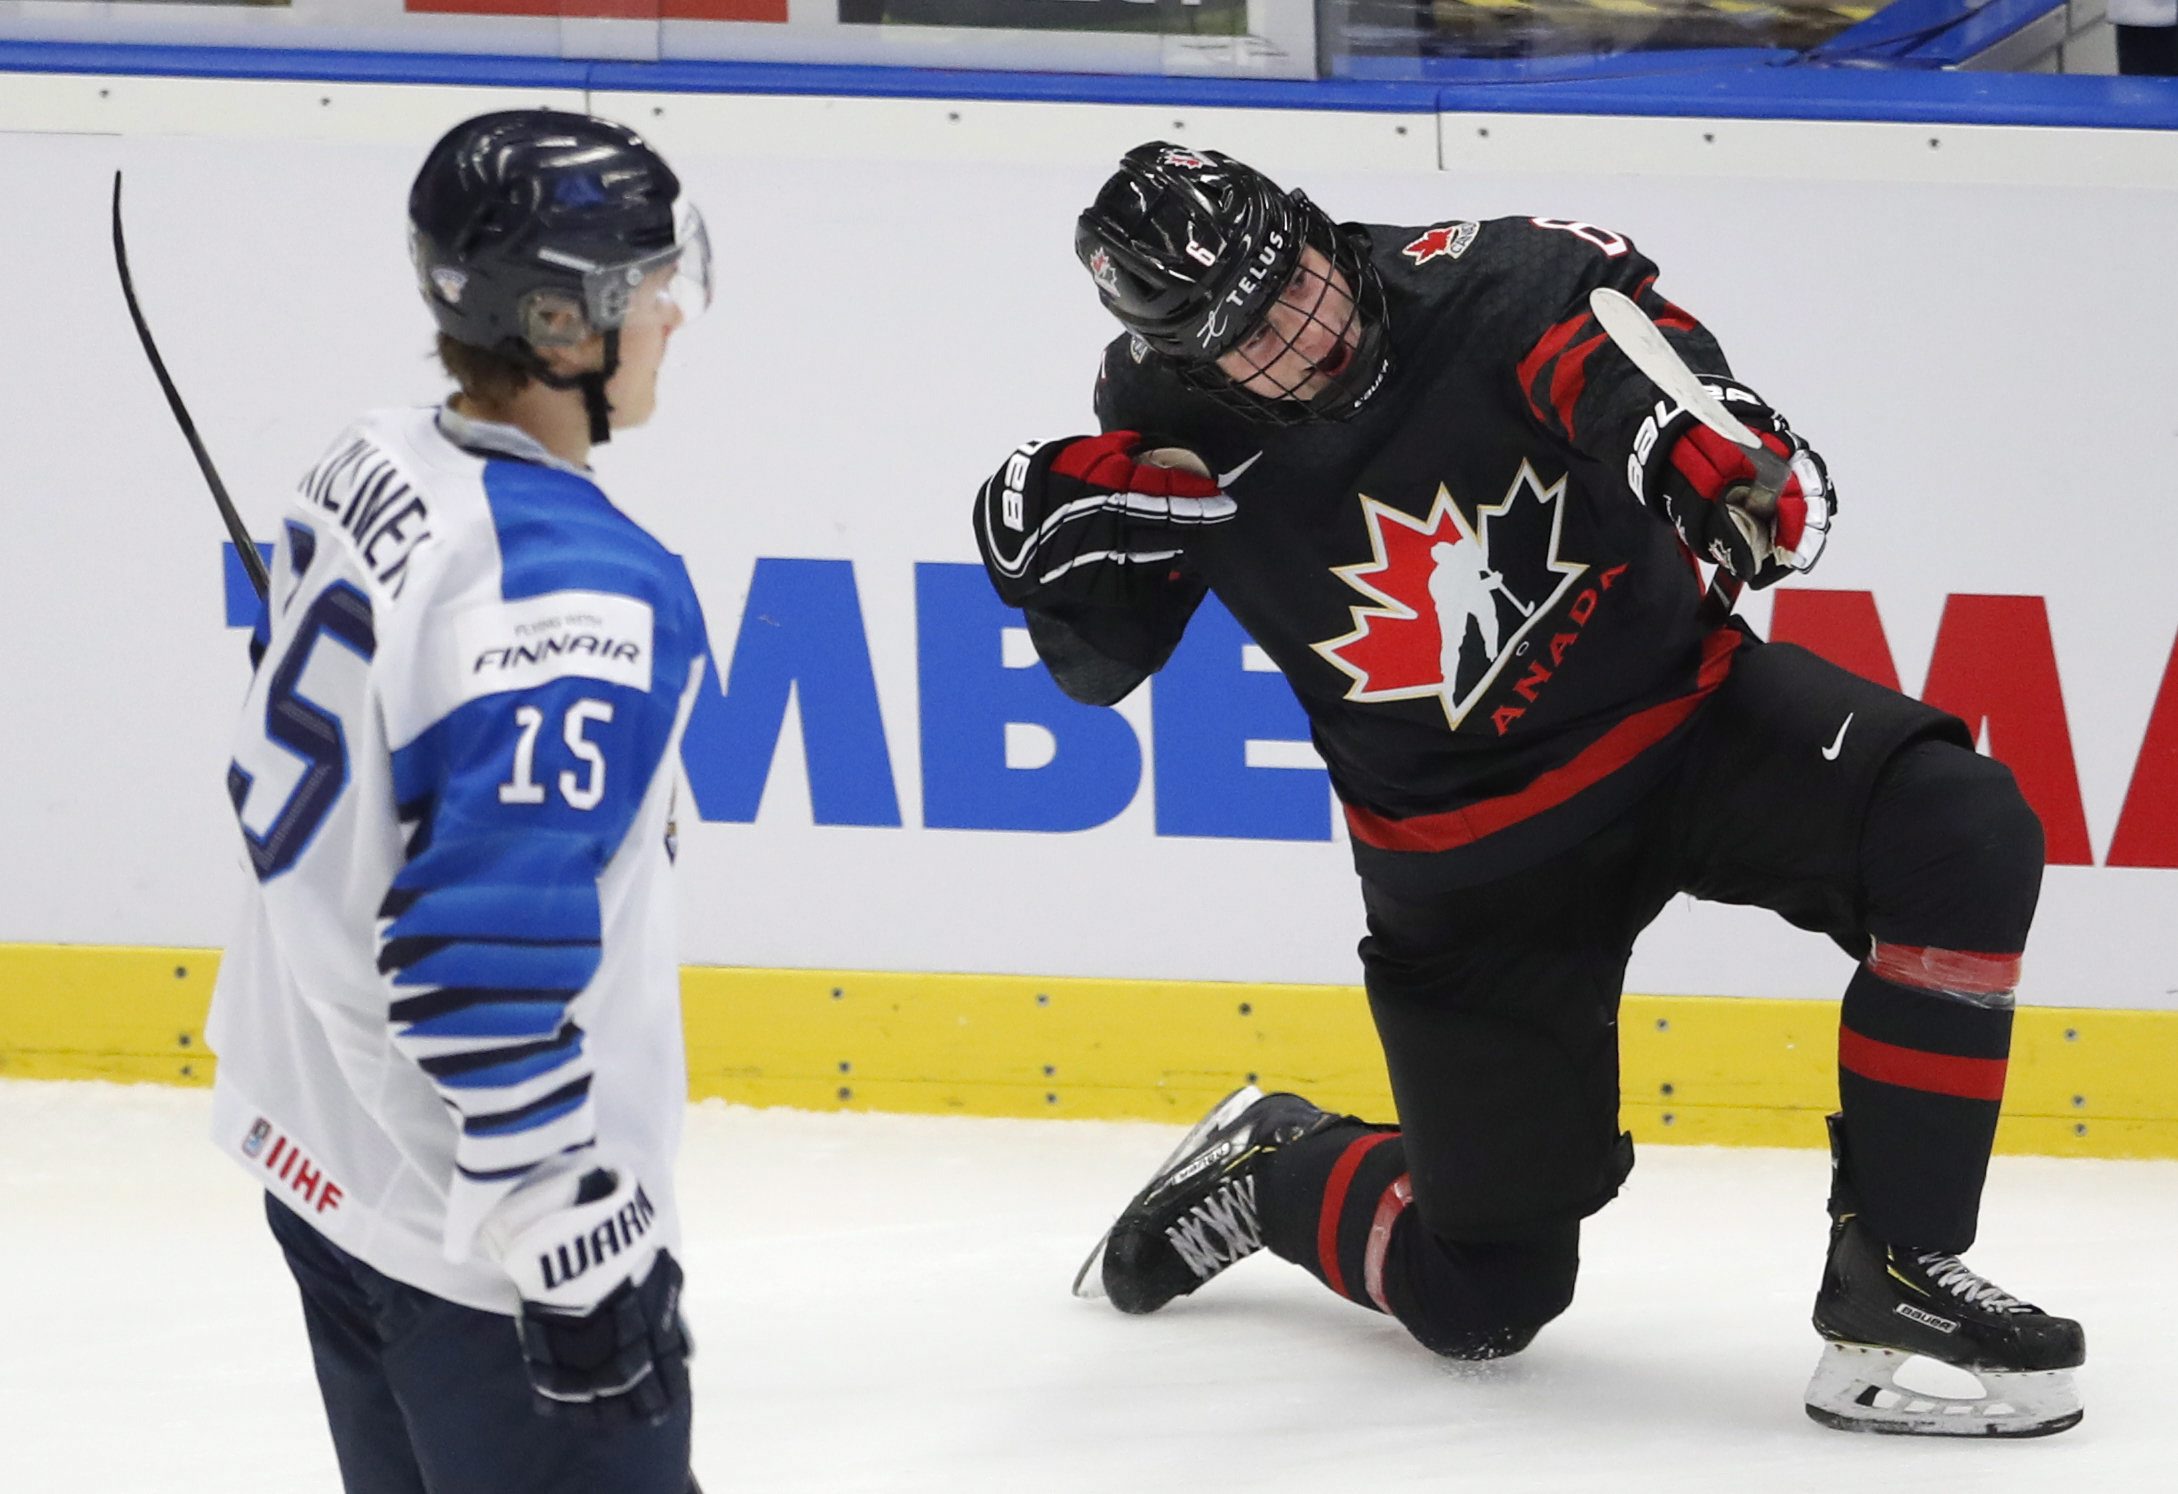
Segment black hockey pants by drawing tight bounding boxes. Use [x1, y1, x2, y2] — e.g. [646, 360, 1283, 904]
[1261, 640, 2041, 1357]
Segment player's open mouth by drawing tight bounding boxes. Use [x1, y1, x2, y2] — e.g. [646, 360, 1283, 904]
[1314, 341, 1352, 379]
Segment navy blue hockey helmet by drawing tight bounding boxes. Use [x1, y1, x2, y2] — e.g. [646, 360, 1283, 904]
[408, 110, 710, 438]
[1075, 142, 1390, 424]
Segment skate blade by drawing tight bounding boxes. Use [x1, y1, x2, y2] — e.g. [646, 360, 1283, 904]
[1071, 1085, 1265, 1302]
[1804, 1341, 2083, 1438]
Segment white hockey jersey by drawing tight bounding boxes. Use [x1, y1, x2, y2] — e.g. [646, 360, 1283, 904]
[208, 405, 709, 1314]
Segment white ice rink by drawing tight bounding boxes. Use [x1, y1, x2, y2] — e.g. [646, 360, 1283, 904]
[5, 1078, 2170, 1492]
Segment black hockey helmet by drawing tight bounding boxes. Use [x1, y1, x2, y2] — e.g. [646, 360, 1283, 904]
[1075, 142, 1390, 425]
[408, 109, 710, 442]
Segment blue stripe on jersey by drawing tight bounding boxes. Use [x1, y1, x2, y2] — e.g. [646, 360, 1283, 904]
[431, 1035, 585, 1091]
[388, 829, 605, 899]
[478, 458, 685, 609]
[383, 879, 601, 946]
[373, 454, 709, 1200]
[459, 1143, 592, 1186]
[464, 1086, 592, 1138]
[398, 999, 570, 1041]
[477, 455, 711, 742]
[392, 942, 602, 995]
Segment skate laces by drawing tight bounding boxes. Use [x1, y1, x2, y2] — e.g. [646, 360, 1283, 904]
[1912, 1251, 2027, 1313]
[1165, 1174, 1264, 1280]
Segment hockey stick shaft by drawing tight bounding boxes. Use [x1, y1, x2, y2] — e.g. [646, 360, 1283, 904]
[111, 171, 269, 603]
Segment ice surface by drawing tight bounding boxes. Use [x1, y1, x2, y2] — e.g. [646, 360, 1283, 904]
[4, 1079, 2168, 1491]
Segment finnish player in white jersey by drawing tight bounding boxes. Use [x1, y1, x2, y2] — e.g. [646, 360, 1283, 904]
[208, 111, 713, 1493]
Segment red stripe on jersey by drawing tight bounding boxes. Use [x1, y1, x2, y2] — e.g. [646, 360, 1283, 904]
[1317, 1132, 1398, 1302]
[1362, 1174, 1415, 1315]
[1345, 629, 1741, 853]
[1516, 314, 1589, 431]
[1549, 331, 1612, 445]
[1867, 941, 2023, 998]
[1629, 274, 1699, 336]
[1839, 1026, 2009, 1102]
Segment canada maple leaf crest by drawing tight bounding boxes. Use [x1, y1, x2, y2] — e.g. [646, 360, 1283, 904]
[1088, 246, 1121, 295]
[1402, 221, 1479, 267]
[1312, 463, 1586, 730]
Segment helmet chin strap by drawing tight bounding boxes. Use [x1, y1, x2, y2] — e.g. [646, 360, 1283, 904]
[531, 328, 621, 448]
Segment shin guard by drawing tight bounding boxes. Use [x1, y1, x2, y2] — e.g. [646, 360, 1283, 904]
[1836, 960, 2014, 1251]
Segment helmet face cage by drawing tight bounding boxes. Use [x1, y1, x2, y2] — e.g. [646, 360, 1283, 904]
[1174, 197, 1392, 427]
[1076, 143, 1391, 428]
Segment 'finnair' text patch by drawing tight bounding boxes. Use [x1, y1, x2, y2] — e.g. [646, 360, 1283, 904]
[453, 590, 654, 701]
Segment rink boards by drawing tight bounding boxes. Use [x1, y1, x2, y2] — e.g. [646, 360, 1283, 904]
[2, 943, 2173, 1159]
[3, 64, 2178, 1157]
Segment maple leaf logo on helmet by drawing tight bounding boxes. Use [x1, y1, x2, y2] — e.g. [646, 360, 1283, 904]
[1403, 222, 1479, 267]
[1088, 246, 1121, 295]
[1159, 149, 1211, 171]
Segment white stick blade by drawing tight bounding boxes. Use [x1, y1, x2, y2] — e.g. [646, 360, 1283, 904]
[1587, 288, 1763, 451]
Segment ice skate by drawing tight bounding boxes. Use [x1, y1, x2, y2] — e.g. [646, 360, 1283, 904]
[1805, 1120, 2084, 1436]
[1074, 1085, 1340, 1314]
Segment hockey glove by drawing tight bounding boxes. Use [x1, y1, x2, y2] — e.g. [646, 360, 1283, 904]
[975, 431, 1234, 608]
[482, 1162, 692, 1426]
[1638, 379, 1834, 589]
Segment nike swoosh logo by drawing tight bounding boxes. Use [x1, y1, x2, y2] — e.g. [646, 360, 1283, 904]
[1217, 451, 1263, 488]
[1822, 713, 1855, 761]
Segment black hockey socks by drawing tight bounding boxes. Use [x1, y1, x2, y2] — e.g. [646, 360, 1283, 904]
[1837, 963, 2012, 1251]
[1256, 1126, 1578, 1359]
[1842, 738, 2039, 1251]
[1258, 1123, 1408, 1309]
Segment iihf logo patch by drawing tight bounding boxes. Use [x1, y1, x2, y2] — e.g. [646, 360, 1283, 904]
[1402, 222, 1479, 267]
[242, 1118, 272, 1159]
[1088, 247, 1121, 296]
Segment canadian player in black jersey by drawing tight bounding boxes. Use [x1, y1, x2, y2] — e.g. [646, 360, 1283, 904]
[973, 143, 2085, 1436]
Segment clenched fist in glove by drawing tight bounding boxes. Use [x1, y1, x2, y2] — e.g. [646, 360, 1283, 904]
[974, 431, 1236, 607]
[1637, 379, 1834, 590]
[481, 1161, 692, 1425]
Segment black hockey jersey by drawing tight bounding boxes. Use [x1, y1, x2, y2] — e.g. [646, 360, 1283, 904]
[1039, 215, 1754, 888]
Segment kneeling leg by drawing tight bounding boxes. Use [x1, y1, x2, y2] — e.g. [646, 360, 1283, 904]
[1258, 1127, 1580, 1360]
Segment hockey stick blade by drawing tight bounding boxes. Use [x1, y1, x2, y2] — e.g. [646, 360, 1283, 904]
[112, 171, 268, 602]
[1588, 287, 1783, 612]
[1587, 288, 1790, 517]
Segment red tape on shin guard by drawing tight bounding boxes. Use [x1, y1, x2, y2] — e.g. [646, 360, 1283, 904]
[1317, 1133, 1399, 1302]
[1838, 1027, 2009, 1102]
[1866, 941, 2021, 1000]
[1363, 1174, 1416, 1315]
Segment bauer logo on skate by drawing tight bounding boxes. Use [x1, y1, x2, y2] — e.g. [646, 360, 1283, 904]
[241, 1117, 345, 1216]
[1896, 1303, 1959, 1334]
[538, 1184, 657, 1292]
[1168, 1138, 1239, 1188]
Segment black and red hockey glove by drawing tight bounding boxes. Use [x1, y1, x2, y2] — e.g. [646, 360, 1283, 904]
[1637, 379, 1834, 589]
[974, 431, 1234, 608]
